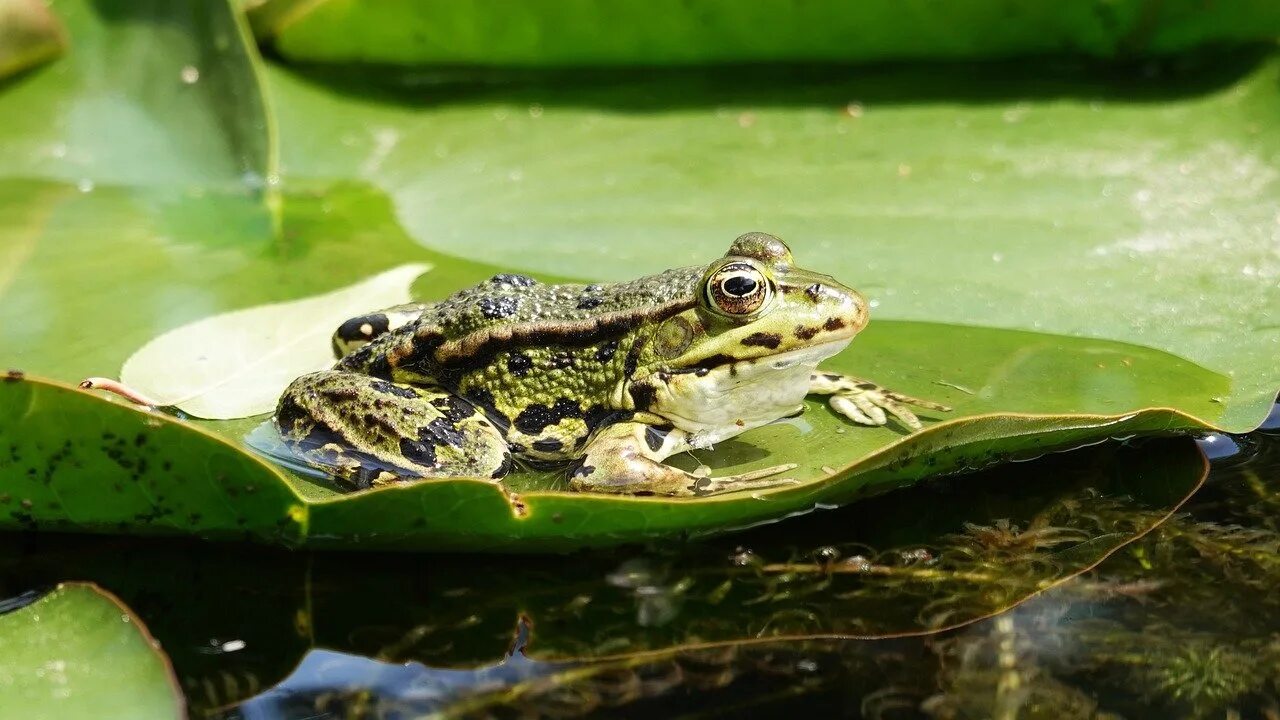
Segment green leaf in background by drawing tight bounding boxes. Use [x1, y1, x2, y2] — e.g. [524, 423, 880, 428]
[0, 583, 184, 720]
[0, 0, 272, 194]
[248, 0, 1280, 66]
[0, 0, 67, 80]
[118, 263, 429, 419]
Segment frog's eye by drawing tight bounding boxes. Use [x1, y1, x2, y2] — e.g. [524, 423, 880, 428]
[705, 261, 773, 317]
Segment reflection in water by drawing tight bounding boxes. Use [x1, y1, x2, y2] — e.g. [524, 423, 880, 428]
[1, 420, 1279, 718]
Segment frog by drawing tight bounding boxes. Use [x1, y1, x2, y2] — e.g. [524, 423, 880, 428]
[273, 232, 949, 496]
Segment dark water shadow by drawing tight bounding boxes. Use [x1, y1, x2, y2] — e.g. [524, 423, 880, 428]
[276, 44, 1275, 113]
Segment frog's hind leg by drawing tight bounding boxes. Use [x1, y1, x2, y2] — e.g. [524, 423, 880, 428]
[331, 302, 431, 358]
[274, 370, 511, 490]
[808, 371, 951, 431]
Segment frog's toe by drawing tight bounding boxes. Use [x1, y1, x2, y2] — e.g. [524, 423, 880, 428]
[830, 395, 881, 426]
[687, 463, 799, 496]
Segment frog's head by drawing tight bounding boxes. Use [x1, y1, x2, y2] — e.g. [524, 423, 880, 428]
[627, 232, 868, 439]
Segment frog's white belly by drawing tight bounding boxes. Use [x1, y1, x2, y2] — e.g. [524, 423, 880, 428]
[651, 339, 851, 448]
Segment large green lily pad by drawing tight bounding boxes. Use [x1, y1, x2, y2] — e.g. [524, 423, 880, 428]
[247, 0, 1280, 66]
[0, 583, 184, 720]
[0, 1, 1276, 550]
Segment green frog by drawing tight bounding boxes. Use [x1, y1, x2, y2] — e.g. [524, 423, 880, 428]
[274, 233, 948, 496]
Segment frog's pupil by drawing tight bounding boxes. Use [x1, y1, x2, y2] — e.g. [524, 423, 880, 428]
[723, 275, 758, 297]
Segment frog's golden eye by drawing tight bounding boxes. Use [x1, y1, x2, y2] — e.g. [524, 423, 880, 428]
[705, 261, 773, 317]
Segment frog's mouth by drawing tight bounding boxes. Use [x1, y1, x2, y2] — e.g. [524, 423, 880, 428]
[648, 339, 852, 444]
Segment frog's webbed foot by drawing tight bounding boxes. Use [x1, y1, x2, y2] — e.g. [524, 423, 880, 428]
[570, 422, 797, 497]
[809, 371, 951, 431]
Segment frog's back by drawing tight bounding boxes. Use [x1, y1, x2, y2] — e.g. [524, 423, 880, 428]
[424, 270, 699, 341]
[407, 269, 702, 366]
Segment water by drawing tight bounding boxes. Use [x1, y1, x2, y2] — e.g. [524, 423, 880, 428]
[1, 414, 1278, 718]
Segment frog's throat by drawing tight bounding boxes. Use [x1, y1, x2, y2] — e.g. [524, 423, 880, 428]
[644, 339, 852, 444]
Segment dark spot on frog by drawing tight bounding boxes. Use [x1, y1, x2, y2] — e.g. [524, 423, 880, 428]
[570, 461, 596, 479]
[514, 397, 583, 436]
[741, 331, 782, 349]
[4, 369, 23, 382]
[478, 296, 520, 320]
[368, 355, 393, 380]
[595, 339, 619, 363]
[532, 438, 563, 453]
[623, 343, 642, 377]
[576, 295, 602, 310]
[583, 284, 602, 292]
[824, 373, 842, 382]
[430, 395, 479, 423]
[463, 387, 501, 422]
[492, 452, 513, 479]
[795, 325, 820, 340]
[805, 283, 824, 302]
[509, 442, 527, 454]
[507, 351, 534, 377]
[490, 273, 538, 287]
[629, 382, 656, 411]
[370, 379, 418, 399]
[689, 353, 738, 371]
[396, 331, 444, 373]
[584, 404, 632, 433]
[421, 418, 465, 448]
[823, 317, 846, 331]
[399, 437, 438, 468]
[549, 352, 574, 370]
[644, 425, 671, 452]
[855, 381, 878, 390]
[338, 313, 390, 343]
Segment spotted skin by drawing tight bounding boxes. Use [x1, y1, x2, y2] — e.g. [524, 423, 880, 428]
[274, 233, 949, 495]
[275, 371, 508, 488]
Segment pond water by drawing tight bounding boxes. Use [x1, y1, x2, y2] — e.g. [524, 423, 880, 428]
[1, 404, 1276, 718]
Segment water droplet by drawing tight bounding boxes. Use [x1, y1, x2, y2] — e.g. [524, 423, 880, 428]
[50, 143, 67, 159]
[508, 169, 523, 182]
[76, 178, 94, 193]
[991, 252, 1004, 263]
[528, 103, 543, 118]
[730, 548, 758, 567]
[843, 102, 864, 118]
[180, 65, 200, 84]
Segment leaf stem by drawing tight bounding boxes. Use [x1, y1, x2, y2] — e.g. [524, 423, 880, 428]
[79, 377, 163, 408]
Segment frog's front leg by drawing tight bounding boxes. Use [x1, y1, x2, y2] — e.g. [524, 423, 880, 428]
[569, 421, 797, 496]
[275, 371, 511, 489]
[809, 371, 951, 431]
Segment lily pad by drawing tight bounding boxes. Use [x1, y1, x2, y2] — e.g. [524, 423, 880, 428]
[0, 583, 184, 720]
[0, 1, 1275, 551]
[247, 0, 1280, 66]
